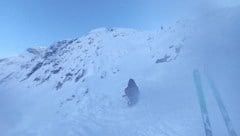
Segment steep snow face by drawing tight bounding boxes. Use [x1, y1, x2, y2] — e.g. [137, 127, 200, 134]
[0, 26, 186, 90]
[0, 25, 190, 136]
[1, 7, 240, 136]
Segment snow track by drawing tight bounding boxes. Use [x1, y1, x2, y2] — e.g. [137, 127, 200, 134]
[1, 7, 240, 135]
[206, 73, 238, 136]
[193, 70, 213, 136]
[193, 70, 239, 136]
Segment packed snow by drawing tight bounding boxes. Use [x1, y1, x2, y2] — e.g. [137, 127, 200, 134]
[0, 6, 240, 136]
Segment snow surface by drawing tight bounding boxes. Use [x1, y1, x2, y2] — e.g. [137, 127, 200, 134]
[0, 6, 240, 136]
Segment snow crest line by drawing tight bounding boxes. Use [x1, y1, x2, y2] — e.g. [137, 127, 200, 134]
[193, 70, 213, 136]
[206, 73, 238, 136]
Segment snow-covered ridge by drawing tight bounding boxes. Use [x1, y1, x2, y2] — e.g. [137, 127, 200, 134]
[1, 6, 240, 136]
[0, 25, 190, 136]
[0, 26, 186, 90]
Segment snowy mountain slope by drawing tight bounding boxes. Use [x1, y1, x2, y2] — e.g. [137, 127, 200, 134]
[1, 7, 240, 136]
[0, 24, 191, 136]
[0, 27, 185, 90]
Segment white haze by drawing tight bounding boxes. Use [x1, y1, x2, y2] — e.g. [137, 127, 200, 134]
[0, 3, 240, 136]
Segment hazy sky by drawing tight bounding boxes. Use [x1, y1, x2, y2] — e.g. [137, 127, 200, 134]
[0, 0, 239, 58]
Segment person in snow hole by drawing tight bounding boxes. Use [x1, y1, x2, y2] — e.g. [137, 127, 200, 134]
[123, 79, 140, 106]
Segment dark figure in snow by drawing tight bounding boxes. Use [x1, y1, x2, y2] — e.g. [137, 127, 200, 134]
[123, 79, 140, 106]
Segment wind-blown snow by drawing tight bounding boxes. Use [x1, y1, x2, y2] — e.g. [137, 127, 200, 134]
[0, 6, 240, 136]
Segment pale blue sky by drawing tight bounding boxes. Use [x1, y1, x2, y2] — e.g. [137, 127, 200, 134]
[0, 0, 238, 58]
